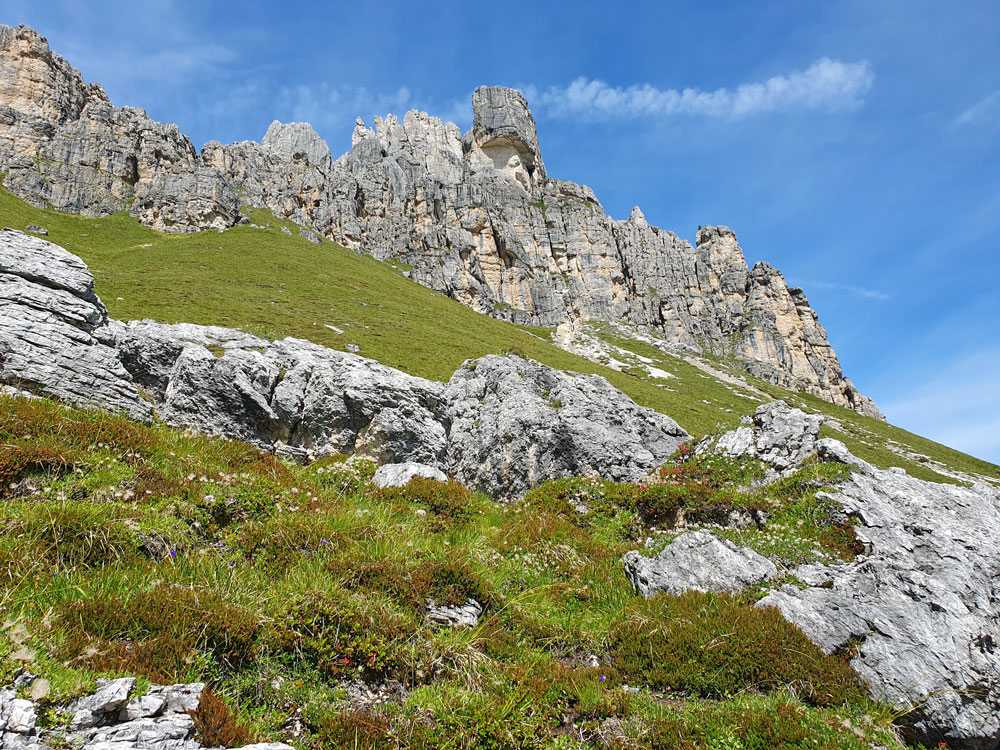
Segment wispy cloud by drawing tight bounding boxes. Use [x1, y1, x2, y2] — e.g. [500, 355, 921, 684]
[952, 90, 1000, 127]
[879, 348, 1000, 464]
[796, 280, 890, 301]
[524, 58, 874, 121]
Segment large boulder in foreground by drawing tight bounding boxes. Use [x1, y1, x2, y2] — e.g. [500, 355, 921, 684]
[445, 355, 688, 498]
[623, 530, 777, 597]
[0, 228, 150, 419]
[713, 402, 1000, 749]
[0, 230, 687, 496]
[758, 438, 1000, 750]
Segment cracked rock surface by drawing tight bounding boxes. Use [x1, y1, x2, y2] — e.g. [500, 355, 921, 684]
[623, 530, 778, 598]
[708, 403, 1000, 749]
[0, 673, 293, 750]
[0, 230, 687, 497]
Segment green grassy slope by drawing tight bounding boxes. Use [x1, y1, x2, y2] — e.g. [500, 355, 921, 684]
[0, 396, 912, 749]
[2, 187, 997, 485]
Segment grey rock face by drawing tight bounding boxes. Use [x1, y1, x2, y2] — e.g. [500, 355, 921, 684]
[0, 229, 150, 418]
[371, 461, 448, 488]
[263, 120, 332, 168]
[298, 228, 322, 244]
[0, 24, 877, 414]
[0, 677, 290, 750]
[465, 86, 546, 190]
[756, 439, 1000, 750]
[444, 355, 689, 498]
[0, 25, 239, 232]
[623, 530, 778, 597]
[111, 321, 450, 465]
[707, 400, 825, 471]
[69, 677, 136, 730]
[426, 598, 484, 628]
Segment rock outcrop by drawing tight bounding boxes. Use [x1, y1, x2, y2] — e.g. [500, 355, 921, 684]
[0, 230, 688, 496]
[0, 25, 239, 231]
[371, 461, 448, 488]
[0, 24, 879, 416]
[623, 530, 778, 597]
[703, 399, 825, 471]
[0, 228, 151, 418]
[0, 671, 292, 750]
[445, 355, 687, 498]
[712, 402, 1000, 749]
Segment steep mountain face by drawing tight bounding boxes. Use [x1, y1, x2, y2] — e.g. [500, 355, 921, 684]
[0, 25, 240, 231]
[0, 24, 878, 418]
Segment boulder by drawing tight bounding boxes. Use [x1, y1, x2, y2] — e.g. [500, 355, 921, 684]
[69, 677, 135, 730]
[111, 321, 450, 465]
[706, 400, 825, 471]
[444, 355, 689, 498]
[0, 229, 150, 418]
[372, 461, 448, 488]
[426, 598, 484, 628]
[623, 530, 778, 597]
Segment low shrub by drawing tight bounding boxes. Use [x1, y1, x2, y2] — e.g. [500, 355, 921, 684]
[2, 503, 141, 570]
[336, 557, 495, 614]
[643, 697, 878, 750]
[188, 689, 259, 748]
[314, 711, 393, 750]
[373, 477, 477, 529]
[608, 591, 863, 707]
[60, 584, 261, 674]
[268, 591, 418, 682]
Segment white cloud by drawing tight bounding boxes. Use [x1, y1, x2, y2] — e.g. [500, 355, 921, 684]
[797, 280, 891, 301]
[878, 348, 1000, 465]
[524, 58, 874, 121]
[953, 90, 1000, 127]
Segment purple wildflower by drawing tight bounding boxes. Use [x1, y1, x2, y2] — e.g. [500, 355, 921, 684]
[169, 549, 177, 558]
[599, 675, 607, 682]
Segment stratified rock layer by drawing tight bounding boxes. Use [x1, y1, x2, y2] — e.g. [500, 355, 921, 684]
[719, 403, 1000, 750]
[0, 230, 688, 496]
[0, 24, 879, 415]
[0, 228, 151, 418]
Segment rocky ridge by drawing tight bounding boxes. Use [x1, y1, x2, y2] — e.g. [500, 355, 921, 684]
[0, 24, 879, 417]
[0, 228, 687, 497]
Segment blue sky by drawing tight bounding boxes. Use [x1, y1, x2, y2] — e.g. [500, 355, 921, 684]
[6, 1, 1000, 463]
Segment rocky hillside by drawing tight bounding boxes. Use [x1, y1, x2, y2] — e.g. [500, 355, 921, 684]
[0, 24, 878, 418]
[1, 223, 999, 749]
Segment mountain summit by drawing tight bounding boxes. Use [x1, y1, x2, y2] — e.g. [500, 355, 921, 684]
[0, 23, 876, 417]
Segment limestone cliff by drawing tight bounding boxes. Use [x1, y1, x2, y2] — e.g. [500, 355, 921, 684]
[0, 25, 879, 416]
